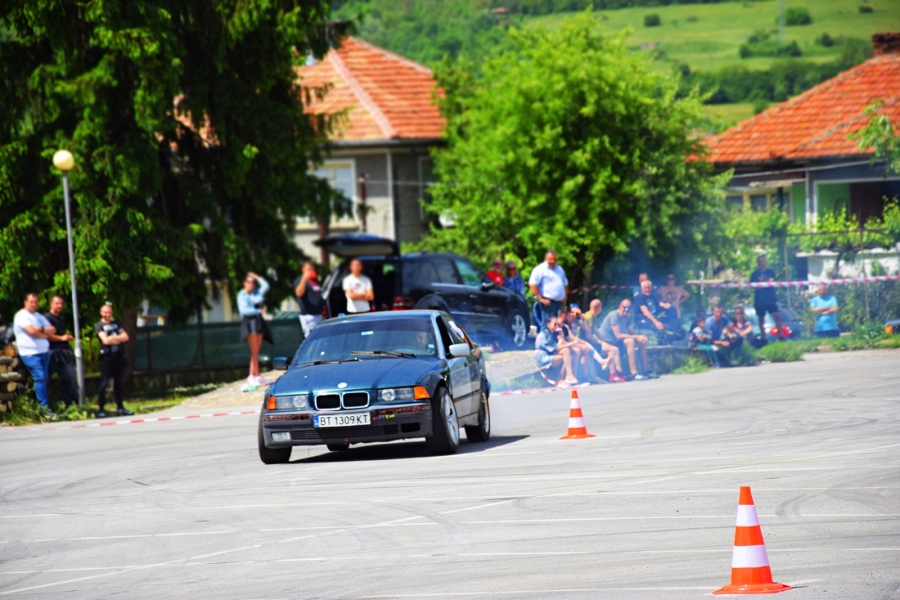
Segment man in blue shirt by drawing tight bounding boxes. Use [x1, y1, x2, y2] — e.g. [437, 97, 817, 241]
[528, 251, 568, 327]
[809, 284, 839, 337]
[503, 261, 526, 296]
[706, 305, 741, 366]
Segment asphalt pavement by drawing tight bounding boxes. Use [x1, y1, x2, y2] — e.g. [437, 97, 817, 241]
[1, 349, 899, 599]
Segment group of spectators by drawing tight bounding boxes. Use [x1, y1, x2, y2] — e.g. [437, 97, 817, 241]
[527, 251, 844, 382]
[13, 293, 131, 419]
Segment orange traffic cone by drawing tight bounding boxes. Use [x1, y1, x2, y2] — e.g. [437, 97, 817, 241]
[559, 390, 596, 440]
[714, 486, 791, 595]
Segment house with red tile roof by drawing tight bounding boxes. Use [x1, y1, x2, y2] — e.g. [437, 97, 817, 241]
[707, 33, 900, 229]
[295, 37, 445, 263]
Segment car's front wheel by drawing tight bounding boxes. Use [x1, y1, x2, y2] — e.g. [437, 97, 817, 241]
[464, 390, 491, 443]
[425, 387, 460, 455]
[506, 309, 529, 349]
[258, 426, 292, 464]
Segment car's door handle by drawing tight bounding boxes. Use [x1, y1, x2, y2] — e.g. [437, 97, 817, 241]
[469, 294, 478, 299]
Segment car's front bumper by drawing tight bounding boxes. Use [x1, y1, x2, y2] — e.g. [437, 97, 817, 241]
[260, 404, 433, 447]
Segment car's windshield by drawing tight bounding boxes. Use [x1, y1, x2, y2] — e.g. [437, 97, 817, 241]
[296, 318, 438, 364]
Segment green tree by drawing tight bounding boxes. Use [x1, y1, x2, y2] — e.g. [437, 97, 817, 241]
[0, 1, 338, 377]
[851, 100, 900, 175]
[423, 13, 727, 295]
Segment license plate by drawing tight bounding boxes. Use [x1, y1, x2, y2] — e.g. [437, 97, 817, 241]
[313, 413, 371, 428]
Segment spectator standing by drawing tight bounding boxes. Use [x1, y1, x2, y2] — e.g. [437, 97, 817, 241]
[706, 305, 741, 366]
[534, 317, 577, 386]
[597, 298, 653, 380]
[237, 272, 272, 388]
[13, 293, 55, 417]
[657, 273, 691, 318]
[528, 251, 568, 326]
[95, 303, 133, 418]
[45, 295, 79, 409]
[487, 259, 505, 286]
[750, 255, 784, 342]
[294, 261, 323, 337]
[583, 299, 627, 382]
[343, 258, 374, 314]
[810, 284, 839, 338]
[503, 261, 526, 296]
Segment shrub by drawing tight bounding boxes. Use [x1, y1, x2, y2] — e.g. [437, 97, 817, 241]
[816, 32, 835, 47]
[783, 7, 812, 25]
[644, 13, 661, 27]
[752, 98, 768, 114]
[686, 15, 698, 23]
[858, 5, 873, 13]
[739, 30, 802, 59]
[671, 354, 710, 374]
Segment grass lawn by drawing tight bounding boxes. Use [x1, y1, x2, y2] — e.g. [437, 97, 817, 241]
[531, 0, 900, 73]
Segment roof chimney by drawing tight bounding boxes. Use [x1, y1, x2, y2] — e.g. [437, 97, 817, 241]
[872, 32, 900, 56]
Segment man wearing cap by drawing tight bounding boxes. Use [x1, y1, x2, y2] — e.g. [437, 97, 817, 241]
[487, 258, 505, 287]
[528, 251, 568, 327]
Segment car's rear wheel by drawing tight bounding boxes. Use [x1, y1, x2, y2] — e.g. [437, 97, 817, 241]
[425, 387, 460, 455]
[464, 390, 491, 443]
[326, 443, 350, 452]
[506, 309, 529, 349]
[258, 427, 292, 464]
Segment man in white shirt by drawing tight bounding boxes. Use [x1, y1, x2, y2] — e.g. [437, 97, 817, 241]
[342, 258, 374, 314]
[13, 293, 56, 415]
[528, 251, 568, 327]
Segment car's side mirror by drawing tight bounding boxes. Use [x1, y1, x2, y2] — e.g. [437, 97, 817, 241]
[449, 343, 471, 358]
[481, 280, 495, 290]
[273, 357, 289, 371]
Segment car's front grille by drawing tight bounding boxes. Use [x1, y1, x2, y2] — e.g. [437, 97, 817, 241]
[342, 392, 369, 408]
[290, 425, 409, 441]
[315, 394, 340, 410]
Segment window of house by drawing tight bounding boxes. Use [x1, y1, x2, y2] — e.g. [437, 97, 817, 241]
[298, 160, 357, 226]
[750, 194, 768, 212]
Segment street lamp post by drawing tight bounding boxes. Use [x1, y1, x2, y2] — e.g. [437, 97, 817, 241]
[52, 150, 85, 407]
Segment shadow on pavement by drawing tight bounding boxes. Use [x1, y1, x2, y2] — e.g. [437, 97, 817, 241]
[290, 434, 529, 464]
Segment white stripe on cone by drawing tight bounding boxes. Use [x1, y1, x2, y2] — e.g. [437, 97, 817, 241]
[568, 417, 585, 428]
[732, 544, 770, 568]
[736, 505, 760, 527]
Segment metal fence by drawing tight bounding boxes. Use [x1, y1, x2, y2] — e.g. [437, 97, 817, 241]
[133, 318, 304, 371]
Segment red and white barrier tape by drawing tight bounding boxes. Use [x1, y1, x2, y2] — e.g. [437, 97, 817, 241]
[20, 409, 260, 432]
[579, 274, 900, 292]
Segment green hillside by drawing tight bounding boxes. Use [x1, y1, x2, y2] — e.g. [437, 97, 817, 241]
[530, 0, 900, 72]
[336, 0, 900, 129]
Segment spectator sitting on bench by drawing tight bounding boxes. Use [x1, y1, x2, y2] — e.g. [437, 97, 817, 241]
[706, 305, 741, 366]
[597, 298, 654, 380]
[568, 303, 624, 383]
[634, 279, 683, 341]
[689, 311, 720, 368]
[558, 306, 609, 384]
[534, 317, 578, 387]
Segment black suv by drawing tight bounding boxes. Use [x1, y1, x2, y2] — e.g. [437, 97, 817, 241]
[316, 234, 530, 349]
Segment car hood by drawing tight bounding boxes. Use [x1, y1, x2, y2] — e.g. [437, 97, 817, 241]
[271, 357, 442, 395]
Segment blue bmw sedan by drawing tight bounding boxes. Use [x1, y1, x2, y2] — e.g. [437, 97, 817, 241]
[258, 310, 491, 464]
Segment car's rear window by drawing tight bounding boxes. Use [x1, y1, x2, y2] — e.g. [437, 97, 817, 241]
[296, 318, 438, 364]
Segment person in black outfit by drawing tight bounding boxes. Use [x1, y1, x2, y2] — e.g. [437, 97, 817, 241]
[44, 295, 80, 408]
[749, 255, 784, 343]
[634, 280, 683, 341]
[95, 303, 133, 418]
[294, 261, 324, 338]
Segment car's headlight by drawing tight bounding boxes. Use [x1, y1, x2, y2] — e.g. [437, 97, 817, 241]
[275, 394, 310, 409]
[378, 386, 430, 402]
